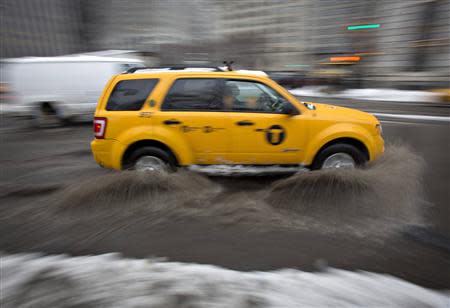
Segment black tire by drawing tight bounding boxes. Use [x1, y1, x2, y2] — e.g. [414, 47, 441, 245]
[31, 102, 65, 128]
[311, 143, 367, 170]
[123, 146, 177, 171]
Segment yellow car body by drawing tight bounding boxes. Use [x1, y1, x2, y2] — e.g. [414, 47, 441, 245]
[91, 68, 384, 171]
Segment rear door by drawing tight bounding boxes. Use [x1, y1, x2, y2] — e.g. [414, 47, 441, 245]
[225, 79, 306, 164]
[153, 77, 229, 164]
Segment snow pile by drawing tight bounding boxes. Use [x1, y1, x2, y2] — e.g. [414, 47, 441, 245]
[2, 253, 448, 308]
[290, 86, 332, 98]
[339, 88, 442, 103]
[290, 87, 443, 103]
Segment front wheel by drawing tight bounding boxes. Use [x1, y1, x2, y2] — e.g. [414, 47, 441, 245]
[311, 143, 367, 170]
[124, 146, 176, 172]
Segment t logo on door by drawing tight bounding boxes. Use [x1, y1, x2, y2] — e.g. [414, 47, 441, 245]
[265, 125, 286, 145]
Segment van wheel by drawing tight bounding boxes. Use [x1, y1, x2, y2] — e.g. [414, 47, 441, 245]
[311, 143, 367, 170]
[31, 102, 64, 128]
[124, 146, 176, 172]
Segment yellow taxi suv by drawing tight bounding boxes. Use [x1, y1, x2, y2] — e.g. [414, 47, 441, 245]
[91, 66, 384, 173]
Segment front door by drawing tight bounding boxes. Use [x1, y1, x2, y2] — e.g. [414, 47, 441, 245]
[225, 79, 306, 164]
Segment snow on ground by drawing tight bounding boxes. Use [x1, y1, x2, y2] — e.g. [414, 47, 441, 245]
[339, 88, 443, 103]
[290, 86, 332, 98]
[290, 87, 443, 103]
[1, 253, 448, 308]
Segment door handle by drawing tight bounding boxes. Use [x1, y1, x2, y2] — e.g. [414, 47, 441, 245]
[163, 119, 182, 125]
[236, 120, 254, 126]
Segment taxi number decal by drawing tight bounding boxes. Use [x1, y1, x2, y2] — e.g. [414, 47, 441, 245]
[265, 125, 286, 145]
[180, 125, 224, 133]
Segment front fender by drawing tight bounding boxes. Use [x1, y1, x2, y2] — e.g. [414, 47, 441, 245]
[303, 123, 376, 165]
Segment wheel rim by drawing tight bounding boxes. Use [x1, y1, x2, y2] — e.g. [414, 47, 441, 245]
[134, 156, 167, 172]
[321, 153, 356, 169]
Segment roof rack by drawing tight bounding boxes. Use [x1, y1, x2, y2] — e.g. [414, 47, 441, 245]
[124, 66, 226, 74]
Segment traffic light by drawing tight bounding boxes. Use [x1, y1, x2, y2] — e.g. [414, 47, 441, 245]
[347, 24, 380, 30]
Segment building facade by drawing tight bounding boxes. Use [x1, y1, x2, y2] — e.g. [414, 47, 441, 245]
[1, 0, 448, 84]
[0, 0, 85, 58]
[211, 0, 313, 70]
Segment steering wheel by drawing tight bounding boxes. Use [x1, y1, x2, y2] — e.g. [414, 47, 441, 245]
[272, 98, 285, 113]
[257, 93, 274, 111]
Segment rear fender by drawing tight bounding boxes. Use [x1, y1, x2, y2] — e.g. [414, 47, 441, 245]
[114, 126, 194, 168]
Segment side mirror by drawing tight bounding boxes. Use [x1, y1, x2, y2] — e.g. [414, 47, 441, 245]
[282, 102, 299, 116]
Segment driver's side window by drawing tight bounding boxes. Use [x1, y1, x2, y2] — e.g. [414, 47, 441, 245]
[225, 80, 291, 113]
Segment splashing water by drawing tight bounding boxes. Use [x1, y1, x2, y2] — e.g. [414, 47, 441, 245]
[32, 144, 426, 237]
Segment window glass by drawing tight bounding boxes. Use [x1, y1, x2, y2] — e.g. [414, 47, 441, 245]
[224, 80, 290, 113]
[162, 78, 223, 111]
[106, 79, 158, 111]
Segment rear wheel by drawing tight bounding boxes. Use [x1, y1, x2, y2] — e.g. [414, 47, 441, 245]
[124, 146, 176, 172]
[311, 143, 367, 170]
[31, 102, 65, 128]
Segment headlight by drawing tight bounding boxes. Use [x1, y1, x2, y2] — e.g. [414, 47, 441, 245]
[375, 123, 383, 135]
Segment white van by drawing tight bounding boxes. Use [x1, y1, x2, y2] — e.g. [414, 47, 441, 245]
[1, 55, 144, 125]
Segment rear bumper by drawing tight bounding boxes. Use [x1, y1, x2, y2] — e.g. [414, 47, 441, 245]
[91, 139, 123, 170]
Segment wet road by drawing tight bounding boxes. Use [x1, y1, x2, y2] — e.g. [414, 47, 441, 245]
[1, 100, 449, 289]
[295, 96, 450, 237]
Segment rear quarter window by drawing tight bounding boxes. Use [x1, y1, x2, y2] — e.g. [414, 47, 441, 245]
[106, 79, 158, 111]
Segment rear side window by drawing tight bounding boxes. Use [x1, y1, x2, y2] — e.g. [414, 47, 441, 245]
[161, 78, 223, 111]
[106, 79, 158, 111]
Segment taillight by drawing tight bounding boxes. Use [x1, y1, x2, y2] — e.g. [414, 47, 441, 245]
[93, 117, 107, 139]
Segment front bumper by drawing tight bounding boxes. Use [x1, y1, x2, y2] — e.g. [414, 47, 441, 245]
[371, 135, 385, 161]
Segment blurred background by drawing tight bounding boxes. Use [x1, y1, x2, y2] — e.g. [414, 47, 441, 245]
[0, 0, 449, 236]
[0, 0, 449, 235]
[1, 0, 449, 90]
[1, 2, 450, 302]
